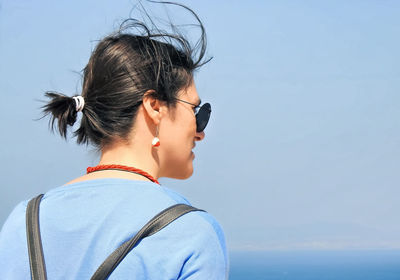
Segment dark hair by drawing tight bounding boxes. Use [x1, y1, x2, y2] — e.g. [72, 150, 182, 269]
[42, 2, 209, 148]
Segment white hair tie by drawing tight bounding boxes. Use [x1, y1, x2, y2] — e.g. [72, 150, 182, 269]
[72, 96, 85, 112]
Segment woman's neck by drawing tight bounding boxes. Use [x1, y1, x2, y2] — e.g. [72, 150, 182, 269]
[98, 141, 160, 179]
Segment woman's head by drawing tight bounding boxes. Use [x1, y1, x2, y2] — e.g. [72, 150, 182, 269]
[74, 31, 201, 148]
[43, 3, 209, 146]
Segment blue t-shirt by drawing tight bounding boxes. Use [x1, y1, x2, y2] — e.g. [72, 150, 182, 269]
[0, 178, 229, 279]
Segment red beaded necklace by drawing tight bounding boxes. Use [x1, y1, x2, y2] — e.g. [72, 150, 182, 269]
[87, 164, 160, 185]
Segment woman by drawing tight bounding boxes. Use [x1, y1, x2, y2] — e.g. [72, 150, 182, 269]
[0, 4, 228, 279]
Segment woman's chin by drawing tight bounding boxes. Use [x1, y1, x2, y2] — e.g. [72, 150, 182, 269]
[171, 164, 194, 180]
[176, 167, 194, 180]
[160, 156, 195, 179]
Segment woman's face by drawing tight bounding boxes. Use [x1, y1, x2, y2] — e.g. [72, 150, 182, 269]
[158, 82, 205, 179]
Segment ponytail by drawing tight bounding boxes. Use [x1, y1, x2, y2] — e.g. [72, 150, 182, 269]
[42, 92, 82, 139]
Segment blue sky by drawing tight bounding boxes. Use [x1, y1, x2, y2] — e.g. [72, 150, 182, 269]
[1, 0, 400, 251]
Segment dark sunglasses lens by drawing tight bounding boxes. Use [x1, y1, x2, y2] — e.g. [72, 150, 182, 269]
[196, 103, 211, 132]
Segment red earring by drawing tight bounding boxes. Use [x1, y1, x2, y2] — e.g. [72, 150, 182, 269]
[152, 126, 160, 147]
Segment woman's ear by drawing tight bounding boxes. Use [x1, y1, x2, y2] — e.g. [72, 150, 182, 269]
[142, 90, 164, 125]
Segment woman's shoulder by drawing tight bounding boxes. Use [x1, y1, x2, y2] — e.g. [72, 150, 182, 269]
[158, 184, 191, 205]
[0, 199, 29, 236]
[0, 199, 30, 270]
[157, 185, 226, 247]
[177, 208, 227, 250]
[152, 209, 229, 279]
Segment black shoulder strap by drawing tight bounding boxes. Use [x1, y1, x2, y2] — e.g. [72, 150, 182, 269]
[91, 204, 205, 280]
[26, 194, 47, 280]
[26, 194, 204, 280]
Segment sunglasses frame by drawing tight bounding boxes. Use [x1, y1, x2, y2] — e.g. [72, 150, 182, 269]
[174, 98, 211, 132]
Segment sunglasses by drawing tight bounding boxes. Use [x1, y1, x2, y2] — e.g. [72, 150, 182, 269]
[174, 98, 211, 132]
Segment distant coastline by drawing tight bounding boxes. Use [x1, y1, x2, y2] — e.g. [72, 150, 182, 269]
[229, 250, 400, 280]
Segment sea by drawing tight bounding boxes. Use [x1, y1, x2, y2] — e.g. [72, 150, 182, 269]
[228, 250, 400, 280]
